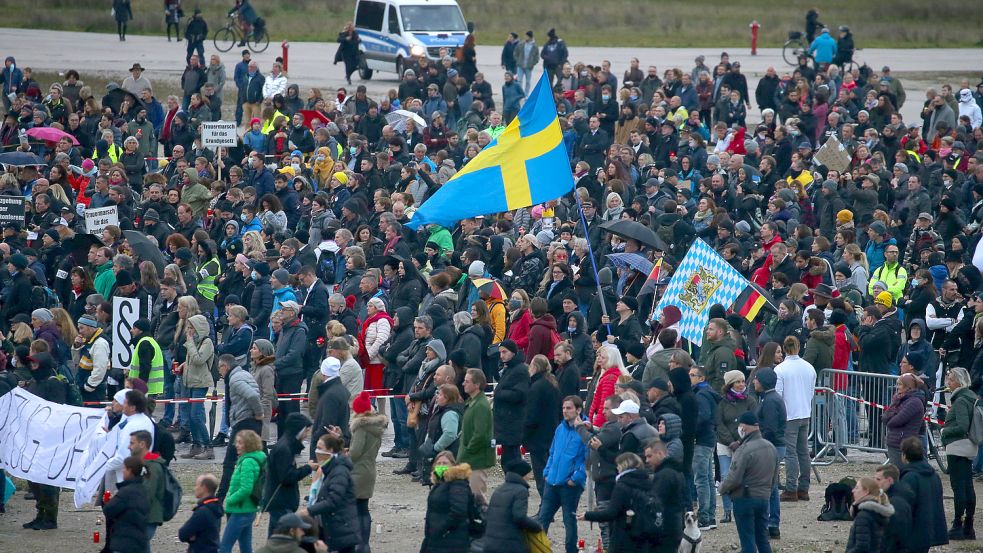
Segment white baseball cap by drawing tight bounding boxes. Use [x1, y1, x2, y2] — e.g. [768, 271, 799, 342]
[610, 400, 640, 415]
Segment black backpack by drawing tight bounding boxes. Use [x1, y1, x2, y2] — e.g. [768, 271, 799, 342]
[817, 479, 855, 522]
[152, 421, 176, 464]
[249, 456, 267, 505]
[158, 461, 183, 522]
[31, 285, 61, 310]
[626, 484, 665, 538]
[49, 375, 83, 407]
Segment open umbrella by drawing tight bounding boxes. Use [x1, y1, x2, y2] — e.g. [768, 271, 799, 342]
[63, 233, 103, 266]
[298, 110, 331, 130]
[600, 219, 667, 251]
[26, 127, 79, 145]
[123, 230, 166, 274]
[102, 88, 145, 118]
[0, 151, 46, 167]
[385, 109, 428, 133]
[471, 277, 507, 301]
[605, 252, 654, 275]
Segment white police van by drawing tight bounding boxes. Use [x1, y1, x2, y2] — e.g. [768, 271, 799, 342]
[354, 0, 470, 79]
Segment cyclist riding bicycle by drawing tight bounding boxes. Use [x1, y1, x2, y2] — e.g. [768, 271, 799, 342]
[228, 0, 259, 43]
[832, 26, 856, 68]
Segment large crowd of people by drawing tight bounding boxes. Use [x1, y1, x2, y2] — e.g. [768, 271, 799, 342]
[0, 13, 982, 553]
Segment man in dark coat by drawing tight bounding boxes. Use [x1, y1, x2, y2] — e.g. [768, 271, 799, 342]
[178, 473, 223, 553]
[898, 437, 949, 552]
[669, 364, 697, 506]
[523, 362, 562, 496]
[263, 412, 314, 535]
[23, 352, 68, 529]
[275, 302, 309, 436]
[2, 253, 33, 329]
[552, 342, 581, 400]
[646, 440, 687, 553]
[754, 367, 786, 539]
[480, 459, 543, 553]
[875, 464, 915, 553]
[858, 306, 897, 374]
[495, 340, 529, 469]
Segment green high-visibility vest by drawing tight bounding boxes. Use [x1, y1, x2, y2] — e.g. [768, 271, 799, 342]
[196, 257, 222, 301]
[130, 335, 165, 395]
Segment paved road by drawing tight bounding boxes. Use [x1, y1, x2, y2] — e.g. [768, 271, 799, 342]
[3, 28, 979, 122]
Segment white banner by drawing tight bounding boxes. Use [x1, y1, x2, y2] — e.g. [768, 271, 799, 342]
[112, 296, 140, 370]
[73, 422, 123, 508]
[85, 205, 119, 234]
[0, 388, 104, 493]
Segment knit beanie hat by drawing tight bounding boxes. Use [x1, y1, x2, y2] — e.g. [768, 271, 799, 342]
[352, 391, 372, 414]
[836, 209, 853, 224]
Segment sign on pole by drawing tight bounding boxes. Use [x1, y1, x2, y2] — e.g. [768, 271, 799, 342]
[84, 205, 119, 234]
[814, 135, 852, 173]
[201, 121, 238, 148]
[111, 297, 140, 370]
[0, 196, 25, 225]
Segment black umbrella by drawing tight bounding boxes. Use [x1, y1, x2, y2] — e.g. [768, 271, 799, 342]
[123, 230, 166, 274]
[600, 219, 667, 251]
[102, 88, 145, 118]
[0, 151, 45, 167]
[62, 233, 104, 267]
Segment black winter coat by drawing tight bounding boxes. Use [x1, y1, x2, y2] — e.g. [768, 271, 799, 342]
[481, 472, 541, 553]
[264, 414, 314, 513]
[421, 464, 472, 553]
[248, 279, 274, 331]
[522, 371, 561, 453]
[858, 320, 897, 375]
[651, 459, 686, 551]
[554, 360, 581, 400]
[309, 455, 361, 550]
[583, 468, 656, 553]
[390, 276, 424, 318]
[494, 355, 529, 446]
[453, 324, 488, 369]
[898, 460, 949, 550]
[881, 483, 914, 553]
[178, 496, 223, 553]
[310, 378, 351, 460]
[845, 499, 894, 553]
[103, 478, 149, 553]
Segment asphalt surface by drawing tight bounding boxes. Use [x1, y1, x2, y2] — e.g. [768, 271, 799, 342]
[3, 28, 981, 123]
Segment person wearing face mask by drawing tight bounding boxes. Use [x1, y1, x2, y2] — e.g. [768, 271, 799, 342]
[718, 411, 779, 553]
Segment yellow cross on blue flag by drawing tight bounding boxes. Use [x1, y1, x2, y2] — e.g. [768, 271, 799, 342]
[405, 73, 573, 229]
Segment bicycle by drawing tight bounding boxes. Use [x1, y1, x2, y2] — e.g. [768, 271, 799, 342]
[925, 404, 948, 474]
[782, 30, 809, 66]
[213, 14, 269, 54]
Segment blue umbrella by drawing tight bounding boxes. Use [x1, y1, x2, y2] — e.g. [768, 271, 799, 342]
[0, 151, 45, 167]
[606, 252, 654, 275]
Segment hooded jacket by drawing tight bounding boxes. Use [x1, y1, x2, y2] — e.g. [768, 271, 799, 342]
[669, 366, 698, 452]
[525, 314, 558, 361]
[803, 326, 834, 371]
[103, 478, 150, 552]
[899, 460, 949, 550]
[178, 495, 223, 553]
[845, 499, 895, 553]
[883, 388, 926, 450]
[349, 411, 388, 499]
[523, 370, 562, 453]
[658, 412, 685, 464]
[311, 377, 351, 459]
[693, 381, 722, 447]
[493, 353, 529, 446]
[183, 314, 215, 388]
[264, 412, 314, 514]
[308, 455, 361, 550]
[421, 463, 472, 553]
[274, 316, 308, 377]
[754, 368, 787, 447]
[481, 471, 542, 553]
[583, 468, 658, 553]
[698, 332, 737, 390]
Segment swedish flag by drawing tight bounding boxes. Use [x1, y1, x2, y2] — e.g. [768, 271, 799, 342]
[405, 73, 573, 229]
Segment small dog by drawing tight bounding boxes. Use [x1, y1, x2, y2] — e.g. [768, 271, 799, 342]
[678, 511, 703, 553]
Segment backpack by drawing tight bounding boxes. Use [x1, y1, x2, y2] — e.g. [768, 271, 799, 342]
[817, 480, 855, 521]
[626, 485, 665, 538]
[152, 420, 176, 464]
[969, 399, 983, 446]
[50, 374, 83, 407]
[159, 462, 183, 522]
[30, 285, 61, 311]
[249, 456, 267, 506]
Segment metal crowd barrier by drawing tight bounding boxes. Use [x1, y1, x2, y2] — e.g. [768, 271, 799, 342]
[813, 368, 899, 457]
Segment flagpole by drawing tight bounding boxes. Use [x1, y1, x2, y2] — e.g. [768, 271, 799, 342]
[573, 189, 611, 335]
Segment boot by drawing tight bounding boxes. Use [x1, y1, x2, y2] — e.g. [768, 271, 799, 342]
[194, 447, 215, 460]
[393, 464, 415, 475]
[211, 433, 228, 447]
[948, 518, 965, 540]
[720, 511, 732, 524]
[181, 444, 204, 459]
[963, 517, 976, 540]
[175, 430, 192, 444]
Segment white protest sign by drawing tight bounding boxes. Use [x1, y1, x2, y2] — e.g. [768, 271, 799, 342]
[0, 388, 104, 491]
[201, 121, 238, 147]
[85, 205, 119, 234]
[112, 296, 140, 370]
[73, 422, 123, 507]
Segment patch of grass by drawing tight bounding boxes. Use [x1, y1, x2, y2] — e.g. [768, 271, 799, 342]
[1, 0, 980, 48]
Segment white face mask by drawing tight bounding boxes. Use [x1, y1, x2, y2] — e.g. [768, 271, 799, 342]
[737, 426, 747, 439]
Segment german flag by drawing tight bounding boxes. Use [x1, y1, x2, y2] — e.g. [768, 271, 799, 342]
[735, 285, 767, 321]
[646, 257, 663, 282]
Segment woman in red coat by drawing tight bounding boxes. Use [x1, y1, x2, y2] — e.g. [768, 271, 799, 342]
[506, 289, 534, 350]
[588, 345, 628, 426]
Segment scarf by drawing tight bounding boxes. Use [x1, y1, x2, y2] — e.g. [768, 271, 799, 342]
[727, 389, 747, 402]
[357, 309, 393, 366]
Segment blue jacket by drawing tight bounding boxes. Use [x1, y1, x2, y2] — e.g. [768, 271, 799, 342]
[243, 130, 267, 154]
[543, 418, 588, 488]
[864, 236, 897, 274]
[1, 60, 22, 96]
[240, 215, 263, 234]
[502, 81, 525, 114]
[422, 94, 448, 121]
[809, 33, 838, 64]
[145, 98, 165, 135]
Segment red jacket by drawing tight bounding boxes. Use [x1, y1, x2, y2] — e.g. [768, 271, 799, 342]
[525, 315, 558, 361]
[589, 366, 623, 426]
[506, 309, 534, 350]
[832, 324, 851, 390]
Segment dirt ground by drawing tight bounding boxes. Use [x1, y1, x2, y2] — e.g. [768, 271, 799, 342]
[1, 417, 981, 553]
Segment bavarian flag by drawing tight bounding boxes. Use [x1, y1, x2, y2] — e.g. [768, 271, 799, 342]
[405, 73, 573, 229]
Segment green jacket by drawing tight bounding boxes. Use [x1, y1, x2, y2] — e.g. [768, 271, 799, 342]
[942, 387, 978, 446]
[181, 175, 212, 218]
[224, 450, 267, 514]
[427, 225, 454, 255]
[93, 261, 115, 298]
[803, 327, 834, 372]
[457, 392, 495, 470]
[256, 535, 307, 553]
[699, 334, 737, 391]
[144, 455, 167, 525]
